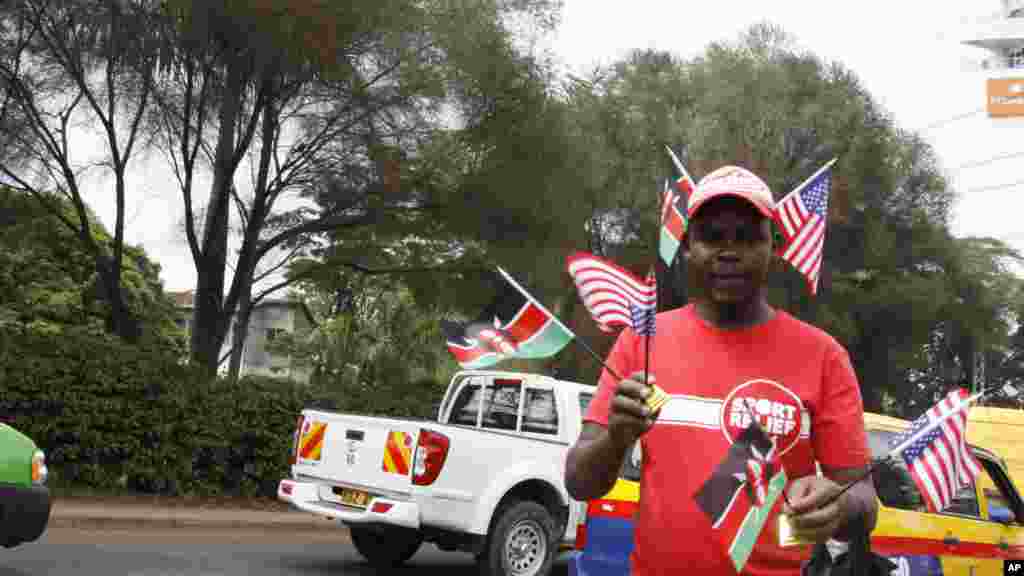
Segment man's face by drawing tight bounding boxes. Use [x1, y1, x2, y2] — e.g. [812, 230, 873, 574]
[684, 196, 774, 305]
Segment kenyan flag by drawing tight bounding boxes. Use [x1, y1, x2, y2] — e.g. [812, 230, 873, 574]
[659, 177, 689, 266]
[441, 269, 574, 368]
[694, 421, 788, 573]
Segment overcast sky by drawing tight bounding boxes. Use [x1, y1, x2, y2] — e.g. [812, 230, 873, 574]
[84, 1, 1024, 292]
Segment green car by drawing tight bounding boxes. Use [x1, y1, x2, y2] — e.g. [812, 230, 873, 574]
[0, 422, 50, 548]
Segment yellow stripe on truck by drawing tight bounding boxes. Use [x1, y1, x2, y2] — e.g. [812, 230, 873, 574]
[299, 422, 326, 462]
[382, 431, 413, 475]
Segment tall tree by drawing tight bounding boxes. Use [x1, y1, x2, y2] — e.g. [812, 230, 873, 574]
[0, 0, 161, 341]
[147, 0, 565, 378]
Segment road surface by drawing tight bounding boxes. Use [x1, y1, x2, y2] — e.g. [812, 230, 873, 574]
[0, 525, 572, 576]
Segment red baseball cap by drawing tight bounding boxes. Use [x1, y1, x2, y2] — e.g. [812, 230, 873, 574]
[687, 165, 775, 220]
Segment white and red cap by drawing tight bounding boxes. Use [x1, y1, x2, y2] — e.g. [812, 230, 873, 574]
[687, 165, 775, 220]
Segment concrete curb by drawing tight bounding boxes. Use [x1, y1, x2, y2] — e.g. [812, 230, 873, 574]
[48, 503, 350, 536]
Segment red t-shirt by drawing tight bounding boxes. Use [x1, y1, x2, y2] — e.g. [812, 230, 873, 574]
[583, 304, 870, 576]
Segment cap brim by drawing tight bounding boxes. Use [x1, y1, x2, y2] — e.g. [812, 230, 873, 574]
[688, 192, 774, 221]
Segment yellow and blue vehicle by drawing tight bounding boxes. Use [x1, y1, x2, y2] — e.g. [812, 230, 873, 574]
[568, 411, 1024, 576]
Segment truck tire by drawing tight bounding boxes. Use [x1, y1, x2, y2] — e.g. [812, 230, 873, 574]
[349, 525, 423, 568]
[479, 500, 557, 576]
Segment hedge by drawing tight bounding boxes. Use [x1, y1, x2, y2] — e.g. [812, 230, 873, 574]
[0, 322, 321, 497]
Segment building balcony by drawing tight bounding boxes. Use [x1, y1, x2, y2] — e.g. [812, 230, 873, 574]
[962, 16, 1024, 53]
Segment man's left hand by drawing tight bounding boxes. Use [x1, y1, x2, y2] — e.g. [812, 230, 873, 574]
[782, 475, 852, 544]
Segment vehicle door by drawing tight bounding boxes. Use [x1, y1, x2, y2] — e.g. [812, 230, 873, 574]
[973, 450, 1024, 571]
[566, 391, 595, 535]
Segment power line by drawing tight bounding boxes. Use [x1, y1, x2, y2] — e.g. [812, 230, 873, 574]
[955, 150, 1024, 171]
[917, 108, 986, 132]
[966, 179, 1024, 193]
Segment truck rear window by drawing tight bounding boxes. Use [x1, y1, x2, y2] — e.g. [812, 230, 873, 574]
[450, 384, 483, 426]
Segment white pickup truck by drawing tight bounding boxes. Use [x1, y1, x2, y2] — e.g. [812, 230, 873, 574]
[277, 369, 598, 576]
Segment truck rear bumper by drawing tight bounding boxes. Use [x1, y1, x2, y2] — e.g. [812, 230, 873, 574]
[277, 479, 420, 530]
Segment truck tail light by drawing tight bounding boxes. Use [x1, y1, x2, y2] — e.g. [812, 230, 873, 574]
[412, 429, 450, 486]
[289, 414, 305, 466]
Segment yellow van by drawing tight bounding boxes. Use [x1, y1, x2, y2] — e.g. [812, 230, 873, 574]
[569, 412, 1024, 576]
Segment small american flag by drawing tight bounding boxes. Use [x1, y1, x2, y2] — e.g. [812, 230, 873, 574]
[566, 251, 657, 333]
[774, 162, 833, 295]
[889, 388, 982, 514]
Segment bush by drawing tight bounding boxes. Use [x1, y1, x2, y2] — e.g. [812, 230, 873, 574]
[0, 322, 320, 498]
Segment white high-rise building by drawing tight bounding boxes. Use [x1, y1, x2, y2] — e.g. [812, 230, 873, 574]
[962, 0, 1024, 119]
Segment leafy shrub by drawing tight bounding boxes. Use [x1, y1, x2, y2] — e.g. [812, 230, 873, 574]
[0, 322, 319, 497]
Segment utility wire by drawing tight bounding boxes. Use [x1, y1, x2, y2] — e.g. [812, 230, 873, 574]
[917, 108, 986, 132]
[966, 178, 1024, 193]
[955, 150, 1024, 171]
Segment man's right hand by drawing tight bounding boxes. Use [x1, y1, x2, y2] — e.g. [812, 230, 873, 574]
[607, 371, 660, 450]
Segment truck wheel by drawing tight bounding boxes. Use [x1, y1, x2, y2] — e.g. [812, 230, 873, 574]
[349, 525, 423, 568]
[479, 500, 557, 576]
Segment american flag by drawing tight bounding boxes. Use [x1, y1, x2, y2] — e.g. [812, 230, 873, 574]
[566, 251, 657, 333]
[774, 163, 832, 295]
[889, 388, 982, 514]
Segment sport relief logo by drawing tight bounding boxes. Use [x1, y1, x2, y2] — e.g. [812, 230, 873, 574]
[720, 379, 805, 456]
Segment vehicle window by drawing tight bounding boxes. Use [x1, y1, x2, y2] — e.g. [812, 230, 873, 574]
[449, 384, 483, 427]
[946, 483, 980, 517]
[442, 375, 484, 420]
[978, 457, 1020, 524]
[868, 429, 980, 517]
[522, 388, 558, 435]
[481, 379, 522, 431]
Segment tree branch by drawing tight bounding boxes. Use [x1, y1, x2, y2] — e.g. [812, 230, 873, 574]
[253, 241, 308, 283]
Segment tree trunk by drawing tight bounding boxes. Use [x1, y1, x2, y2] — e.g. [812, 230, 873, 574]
[94, 251, 140, 342]
[227, 288, 252, 383]
[224, 81, 276, 383]
[190, 59, 244, 377]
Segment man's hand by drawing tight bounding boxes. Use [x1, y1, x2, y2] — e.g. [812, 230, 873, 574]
[782, 476, 852, 544]
[607, 371, 660, 451]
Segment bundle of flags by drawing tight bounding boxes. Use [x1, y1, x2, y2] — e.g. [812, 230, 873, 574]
[441, 268, 574, 369]
[660, 145, 836, 296]
[887, 388, 982, 514]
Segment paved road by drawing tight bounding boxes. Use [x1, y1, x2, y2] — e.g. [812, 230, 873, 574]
[0, 526, 572, 576]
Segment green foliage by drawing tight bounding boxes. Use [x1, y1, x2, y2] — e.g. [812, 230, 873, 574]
[0, 320, 326, 497]
[0, 187, 184, 352]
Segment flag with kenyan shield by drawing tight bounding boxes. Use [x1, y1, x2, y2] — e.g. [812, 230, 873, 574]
[441, 267, 575, 368]
[693, 420, 788, 573]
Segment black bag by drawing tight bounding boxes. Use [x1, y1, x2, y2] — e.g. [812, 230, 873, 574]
[799, 515, 897, 576]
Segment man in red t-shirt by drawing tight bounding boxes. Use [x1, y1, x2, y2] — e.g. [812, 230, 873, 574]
[564, 165, 878, 575]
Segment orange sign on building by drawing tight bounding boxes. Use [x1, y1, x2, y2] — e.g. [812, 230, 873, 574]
[987, 78, 1024, 117]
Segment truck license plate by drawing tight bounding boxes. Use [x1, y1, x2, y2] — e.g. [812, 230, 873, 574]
[334, 487, 369, 508]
